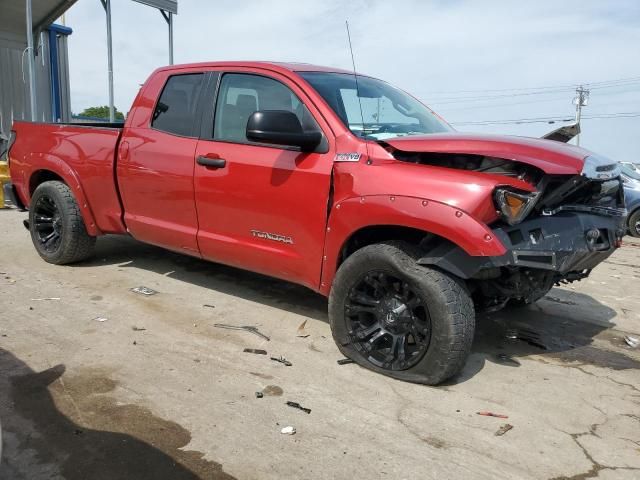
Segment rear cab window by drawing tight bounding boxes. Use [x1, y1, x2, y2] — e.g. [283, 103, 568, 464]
[152, 73, 204, 137]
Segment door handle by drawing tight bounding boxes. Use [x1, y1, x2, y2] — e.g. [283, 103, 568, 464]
[197, 155, 226, 168]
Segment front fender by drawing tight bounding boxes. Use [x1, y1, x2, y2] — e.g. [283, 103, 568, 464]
[319, 194, 506, 294]
[23, 153, 101, 236]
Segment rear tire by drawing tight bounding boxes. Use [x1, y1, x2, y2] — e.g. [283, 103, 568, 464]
[329, 242, 475, 385]
[628, 210, 640, 238]
[29, 181, 96, 264]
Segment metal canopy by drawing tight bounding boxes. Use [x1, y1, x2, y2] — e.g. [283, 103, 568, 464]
[0, 0, 77, 120]
[132, 0, 177, 15]
[0, 0, 77, 37]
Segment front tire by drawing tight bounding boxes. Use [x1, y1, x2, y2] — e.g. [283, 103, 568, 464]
[29, 181, 96, 264]
[329, 242, 475, 385]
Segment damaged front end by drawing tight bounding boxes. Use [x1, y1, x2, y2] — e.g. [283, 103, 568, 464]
[392, 148, 627, 311]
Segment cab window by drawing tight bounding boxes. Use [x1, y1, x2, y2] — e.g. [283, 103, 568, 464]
[152, 73, 204, 136]
[213, 73, 321, 144]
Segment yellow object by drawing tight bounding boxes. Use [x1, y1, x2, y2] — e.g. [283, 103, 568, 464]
[0, 161, 9, 208]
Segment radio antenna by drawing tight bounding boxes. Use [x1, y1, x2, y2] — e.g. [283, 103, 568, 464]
[345, 20, 371, 162]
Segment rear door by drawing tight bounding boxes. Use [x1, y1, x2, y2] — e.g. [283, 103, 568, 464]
[194, 70, 335, 289]
[117, 71, 206, 255]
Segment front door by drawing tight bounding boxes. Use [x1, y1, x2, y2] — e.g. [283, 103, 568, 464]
[194, 71, 334, 289]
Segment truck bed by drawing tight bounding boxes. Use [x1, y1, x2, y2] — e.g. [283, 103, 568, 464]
[8, 121, 126, 235]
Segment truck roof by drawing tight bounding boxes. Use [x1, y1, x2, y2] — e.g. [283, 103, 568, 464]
[154, 61, 356, 76]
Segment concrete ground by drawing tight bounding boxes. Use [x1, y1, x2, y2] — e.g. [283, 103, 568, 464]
[0, 208, 639, 480]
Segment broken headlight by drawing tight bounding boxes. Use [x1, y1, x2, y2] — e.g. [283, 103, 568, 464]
[494, 188, 540, 225]
[581, 154, 620, 180]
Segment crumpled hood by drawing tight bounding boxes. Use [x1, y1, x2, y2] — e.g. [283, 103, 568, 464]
[383, 132, 591, 175]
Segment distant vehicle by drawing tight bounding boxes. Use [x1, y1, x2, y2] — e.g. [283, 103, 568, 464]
[621, 162, 640, 174]
[621, 163, 640, 237]
[3, 62, 627, 384]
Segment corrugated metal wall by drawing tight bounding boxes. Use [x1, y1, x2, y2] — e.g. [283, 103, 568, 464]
[0, 26, 71, 139]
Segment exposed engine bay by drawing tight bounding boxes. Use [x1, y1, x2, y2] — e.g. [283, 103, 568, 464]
[389, 149, 625, 220]
[390, 150, 543, 184]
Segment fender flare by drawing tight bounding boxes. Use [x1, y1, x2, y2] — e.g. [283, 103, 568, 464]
[319, 194, 506, 294]
[26, 153, 101, 236]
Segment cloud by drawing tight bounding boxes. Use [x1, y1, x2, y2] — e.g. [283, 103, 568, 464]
[64, 0, 640, 160]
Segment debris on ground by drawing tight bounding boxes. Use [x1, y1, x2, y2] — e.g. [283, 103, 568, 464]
[131, 286, 158, 296]
[132, 326, 147, 331]
[262, 385, 283, 396]
[504, 329, 548, 350]
[477, 411, 509, 419]
[93, 316, 108, 322]
[624, 335, 640, 348]
[286, 401, 311, 414]
[495, 353, 521, 367]
[30, 297, 61, 301]
[255, 392, 264, 398]
[280, 426, 296, 435]
[213, 323, 270, 341]
[296, 320, 310, 338]
[337, 358, 355, 365]
[544, 296, 577, 306]
[270, 356, 292, 366]
[132, 341, 137, 345]
[244, 348, 267, 355]
[203, 304, 215, 309]
[495, 424, 513, 436]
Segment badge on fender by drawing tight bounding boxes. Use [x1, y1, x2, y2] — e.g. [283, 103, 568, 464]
[334, 152, 361, 162]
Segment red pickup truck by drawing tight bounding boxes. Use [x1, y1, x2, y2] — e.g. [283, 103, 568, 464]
[4, 62, 626, 384]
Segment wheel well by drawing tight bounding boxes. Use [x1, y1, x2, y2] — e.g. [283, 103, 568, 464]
[30, 170, 64, 195]
[337, 225, 451, 268]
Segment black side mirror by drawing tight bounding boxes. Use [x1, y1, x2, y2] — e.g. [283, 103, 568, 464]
[246, 110, 321, 152]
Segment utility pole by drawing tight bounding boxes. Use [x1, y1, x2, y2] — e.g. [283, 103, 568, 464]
[100, 0, 115, 123]
[573, 85, 589, 147]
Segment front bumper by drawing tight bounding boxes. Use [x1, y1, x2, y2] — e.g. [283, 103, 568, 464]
[491, 212, 625, 273]
[418, 211, 626, 279]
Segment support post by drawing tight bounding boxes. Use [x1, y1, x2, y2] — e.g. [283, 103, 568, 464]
[25, 0, 37, 121]
[161, 10, 174, 65]
[100, 0, 115, 122]
[168, 12, 174, 65]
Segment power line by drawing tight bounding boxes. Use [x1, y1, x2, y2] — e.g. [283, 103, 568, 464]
[426, 80, 640, 105]
[424, 74, 640, 97]
[449, 111, 640, 126]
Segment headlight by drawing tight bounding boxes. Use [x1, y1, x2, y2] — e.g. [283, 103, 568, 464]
[494, 188, 540, 225]
[581, 154, 620, 180]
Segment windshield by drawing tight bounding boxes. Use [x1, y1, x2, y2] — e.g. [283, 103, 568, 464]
[299, 72, 452, 140]
[621, 164, 640, 181]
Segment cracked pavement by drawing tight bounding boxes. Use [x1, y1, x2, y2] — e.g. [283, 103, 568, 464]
[1, 209, 639, 479]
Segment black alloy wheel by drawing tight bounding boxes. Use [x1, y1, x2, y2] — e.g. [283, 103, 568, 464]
[345, 271, 431, 371]
[33, 193, 64, 253]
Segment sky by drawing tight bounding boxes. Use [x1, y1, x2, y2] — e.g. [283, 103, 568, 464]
[63, 0, 640, 161]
